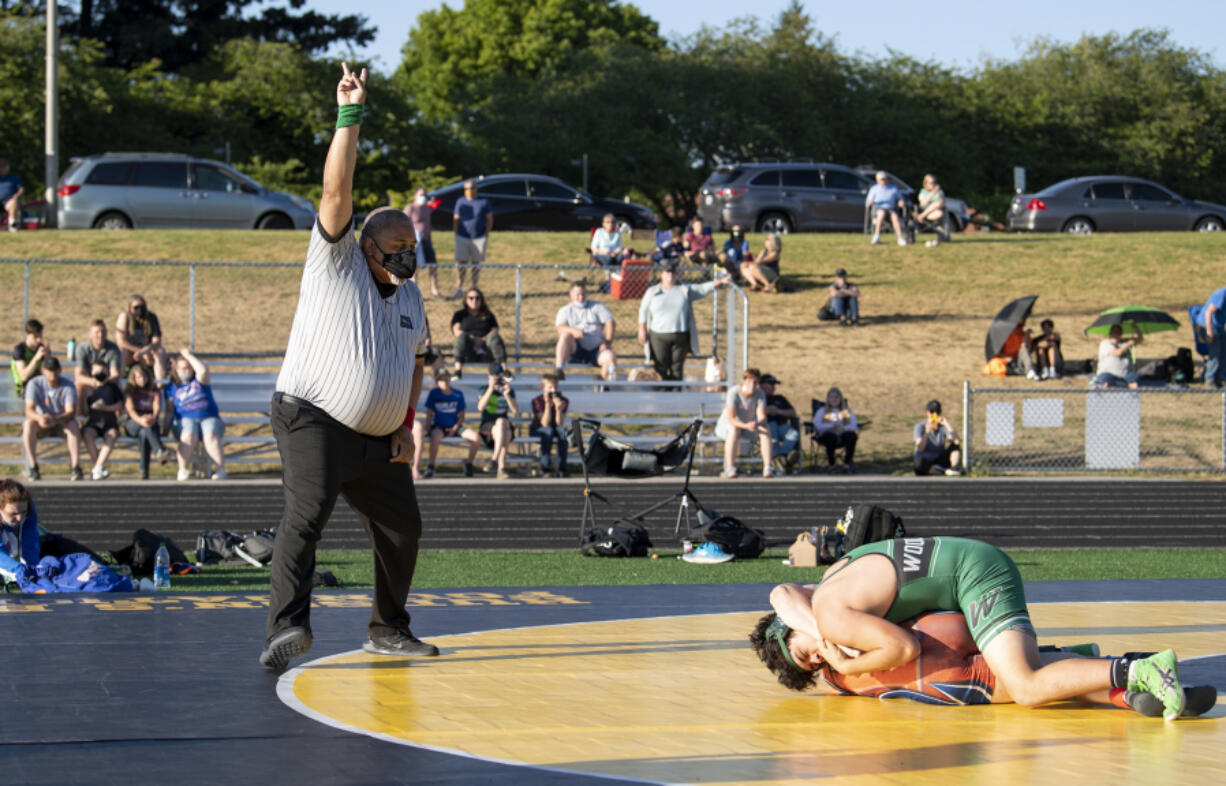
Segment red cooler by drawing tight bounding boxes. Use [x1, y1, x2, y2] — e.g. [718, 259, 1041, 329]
[609, 258, 653, 300]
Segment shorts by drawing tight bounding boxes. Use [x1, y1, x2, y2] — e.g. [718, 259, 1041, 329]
[34, 423, 66, 439]
[914, 444, 957, 475]
[83, 417, 118, 436]
[177, 415, 225, 440]
[567, 344, 602, 366]
[479, 415, 513, 448]
[454, 235, 487, 264]
[947, 539, 1034, 650]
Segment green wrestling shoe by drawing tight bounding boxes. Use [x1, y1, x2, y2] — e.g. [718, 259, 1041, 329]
[1127, 649, 1184, 721]
[1126, 685, 1218, 718]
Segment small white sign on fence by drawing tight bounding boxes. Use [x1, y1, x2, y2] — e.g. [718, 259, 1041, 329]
[985, 401, 1015, 446]
[1022, 397, 1064, 428]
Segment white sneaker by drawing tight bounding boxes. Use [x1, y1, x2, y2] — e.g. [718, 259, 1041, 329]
[897, 236, 908, 246]
[945, 468, 962, 476]
[925, 239, 939, 247]
[177, 468, 191, 481]
[721, 466, 738, 479]
[1026, 369, 1041, 381]
[91, 466, 109, 480]
[211, 468, 227, 480]
[871, 234, 880, 245]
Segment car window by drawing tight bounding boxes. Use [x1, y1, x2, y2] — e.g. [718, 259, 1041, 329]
[192, 165, 240, 192]
[1129, 183, 1172, 202]
[748, 170, 779, 187]
[528, 180, 577, 200]
[705, 168, 743, 187]
[478, 180, 527, 197]
[780, 169, 821, 188]
[131, 162, 188, 188]
[1090, 183, 1127, 200]
[84, 162, 132, 186]
[823, 170, 867, 191]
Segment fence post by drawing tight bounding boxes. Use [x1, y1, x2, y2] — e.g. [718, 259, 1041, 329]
[23, 261, 30, 323]
[740, 288, 748, 381]
[514, 266, 522, 363]
[189, 263, 197, 351]
[962, 380, 971, 472]
[724, 286, 736, 385]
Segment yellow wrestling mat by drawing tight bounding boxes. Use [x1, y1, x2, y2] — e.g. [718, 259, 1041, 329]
[281, 602, 1226, 785]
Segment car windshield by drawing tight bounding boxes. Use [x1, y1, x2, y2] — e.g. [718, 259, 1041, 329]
[705, 168, 743, 187]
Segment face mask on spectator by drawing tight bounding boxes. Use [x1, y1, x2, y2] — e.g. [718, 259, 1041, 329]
[132, 304, 147, 318]
[179, 369, 195, 383]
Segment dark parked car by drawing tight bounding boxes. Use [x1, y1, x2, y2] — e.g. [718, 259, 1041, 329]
[427, 174, 656, 232]
[1008, 176, 1226, 234]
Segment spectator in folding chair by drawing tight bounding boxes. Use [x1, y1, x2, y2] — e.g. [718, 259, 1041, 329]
[760, 373, 800, 475]
[866, 170, 908, 246]
[742, 234, 782, 293]
[717, 224, 750, 281]
[829, 268, 860, 326]
[123, 363, 169, 480]
[683, 216, 719, 266]
[652, 226, 685, 263]
[714, 368, 774, 479]
[21, 357, 84, 482]
[589, 213, 626, 294]
[530, 373, 570, 478]
[554, 280, 617, 381]
[913, 173, 948, 247]
[476, 368, 519, 480]
[81, 359, 124, 481]
[413, 369, 479, 480]
[812, 386, 859, 473]
[1032, 319, 1063, 380]
[449, 288, 508, 378]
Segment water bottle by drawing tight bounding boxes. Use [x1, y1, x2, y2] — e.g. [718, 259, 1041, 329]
[66, 337, 76, 361]
[154, 542, 171, 590]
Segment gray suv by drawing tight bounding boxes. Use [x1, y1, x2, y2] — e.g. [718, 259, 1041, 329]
[697, 162, 872, 233]
[56, 153, 316, 230]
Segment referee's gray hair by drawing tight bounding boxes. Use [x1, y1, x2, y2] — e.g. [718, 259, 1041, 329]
[360, 206, 415, 246]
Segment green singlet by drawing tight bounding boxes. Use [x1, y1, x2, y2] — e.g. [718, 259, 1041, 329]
[821, 536, 1034, 650]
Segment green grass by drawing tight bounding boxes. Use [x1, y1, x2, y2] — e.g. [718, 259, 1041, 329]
[163, 547, 1226, 592]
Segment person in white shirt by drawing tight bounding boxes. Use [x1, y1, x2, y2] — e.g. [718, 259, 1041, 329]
[554, 281, 616, 381]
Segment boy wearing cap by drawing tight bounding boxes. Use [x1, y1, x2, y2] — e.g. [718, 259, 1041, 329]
[21, 356, 84, 481]
[415, 369, 479, 479]
[914, 399, 960, 476]
[828, 269, 860, 326]
[760, 374, 799, 474]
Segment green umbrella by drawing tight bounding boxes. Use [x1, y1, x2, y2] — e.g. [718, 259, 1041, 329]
[1084, 306, 1180, 336]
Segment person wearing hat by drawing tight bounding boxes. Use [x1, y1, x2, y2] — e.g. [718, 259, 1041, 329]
[829, 269, 860, 326]
[413, 368, 480, 480]
[21, 355, 84, 481]
[865, 170, 908, 246]
[637, 261, 729, 383]
[914, 399, 960, 476]
[759, 374, 799, 474]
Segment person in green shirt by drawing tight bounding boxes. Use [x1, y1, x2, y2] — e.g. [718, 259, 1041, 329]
[10, 319, 48, 397]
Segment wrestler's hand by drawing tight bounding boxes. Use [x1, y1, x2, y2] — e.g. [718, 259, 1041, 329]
[337, 61, 367, 106]
[390, 424, 414, 464]
[814, 638, 861, 674]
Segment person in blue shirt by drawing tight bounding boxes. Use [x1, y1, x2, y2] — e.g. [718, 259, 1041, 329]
[0, 156, 24, 232]
[451, 179, 493, 299]
[0, 479, 103, 583]
[1201, 286, 1226, 388]
[413, 369, 480, 479]
[865, 171, 908, 246]
[718, 224, 750, 281]
[167, 348, 227, 480]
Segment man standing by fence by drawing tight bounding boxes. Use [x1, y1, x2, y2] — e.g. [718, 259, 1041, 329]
[1201, 286, 1226, 388]
[260, 63, 437, 671]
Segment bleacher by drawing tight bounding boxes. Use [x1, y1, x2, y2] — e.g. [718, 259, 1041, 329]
[0, 358, 730, 473]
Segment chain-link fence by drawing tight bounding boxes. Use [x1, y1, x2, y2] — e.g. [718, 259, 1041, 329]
[965, 383, 1226, 473]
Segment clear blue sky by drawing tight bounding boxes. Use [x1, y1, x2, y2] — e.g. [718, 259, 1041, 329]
[307, 0, 1222, 74]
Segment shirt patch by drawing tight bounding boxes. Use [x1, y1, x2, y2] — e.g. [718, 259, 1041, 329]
[400, 315, 414, 329]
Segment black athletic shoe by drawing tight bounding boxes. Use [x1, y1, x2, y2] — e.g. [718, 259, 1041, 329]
[1126, 685, 1218, 718]
[363, 629, 440, 657]
[259, 627, 312, 671]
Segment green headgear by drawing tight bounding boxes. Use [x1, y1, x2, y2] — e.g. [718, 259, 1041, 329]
[766, 616, 802, 670]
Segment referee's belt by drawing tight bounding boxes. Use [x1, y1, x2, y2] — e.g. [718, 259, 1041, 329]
[272, 392, 325, 414]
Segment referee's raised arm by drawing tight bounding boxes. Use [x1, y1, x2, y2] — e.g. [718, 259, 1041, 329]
[319, 62, 367, 239]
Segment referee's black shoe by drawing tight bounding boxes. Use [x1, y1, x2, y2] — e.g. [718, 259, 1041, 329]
[259, 626, 312, 671]
[363, 629, 440, 657]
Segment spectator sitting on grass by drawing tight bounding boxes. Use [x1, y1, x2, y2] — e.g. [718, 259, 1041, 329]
[993, 317, 1039, 380]
[914, 399, 960, 476]
[554, 280, 616, 382]
[530, 373, 570, 478]
[168, 349, 226, 481]
[654, 226, 685, 263]
[829, 268, 860, 326]
[1091, 324, 1141, 389]
[742, 234, 781, 293]
[123, 363, 168, 480]
[414, 369, 479, 480]
[11, 319, 49, 398]
[73, 319, 122, 406]
[116, 294, 169, 380]
[0, 479, 105, 584]
[21, 356, 83, 482]
[718, 224, 750, 281]
[450, 288, 507, 378]
[683, 216, 719, 266]
[1033, 319, 1063, 380]
[81, 359, 124, 481]
[715, 368, 773, 479]
[813, 386, 859, 472]
[477, 366, 519, 480]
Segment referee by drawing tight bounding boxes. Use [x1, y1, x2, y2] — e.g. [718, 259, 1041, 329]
[259, 63, 437, 671]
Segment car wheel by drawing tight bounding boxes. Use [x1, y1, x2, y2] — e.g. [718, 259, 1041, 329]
[1062, 216, 1094, 235]
[756, 212, 792, 234]
[92, 211, 131, 230]
[1195, 216, 1224, 232]
[257, 212, 294, 230]
[614, 215, 634, 234]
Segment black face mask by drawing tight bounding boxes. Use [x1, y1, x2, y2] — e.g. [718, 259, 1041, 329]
[132, 305, 147, 318]
[370, 237, 417, 281]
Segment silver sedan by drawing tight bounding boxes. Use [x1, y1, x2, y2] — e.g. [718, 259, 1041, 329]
[1007, 176, 1226, 234]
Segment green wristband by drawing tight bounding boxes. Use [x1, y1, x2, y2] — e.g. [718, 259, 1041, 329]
[336, 104, 364, 129]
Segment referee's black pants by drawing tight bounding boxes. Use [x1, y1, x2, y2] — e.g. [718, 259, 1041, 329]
[265, 394, 422, 641]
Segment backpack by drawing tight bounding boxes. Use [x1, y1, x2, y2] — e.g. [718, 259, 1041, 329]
[832, 504, 906, 559]
[580, 520, 652, 557]
[1170, 348, 1195, 383]
[817, 298, 838, 321]
[110, 529, 189, 576]
[236, 530, 276, 566]
[689, 509, 766, 559]
[196, 529, 276, 566]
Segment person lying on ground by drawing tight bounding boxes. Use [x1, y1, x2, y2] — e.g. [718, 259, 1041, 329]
[750, 608, 1215, 717]
[758, 535, 1188, 719]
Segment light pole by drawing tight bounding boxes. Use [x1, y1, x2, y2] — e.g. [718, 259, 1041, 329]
[44, 3, 59, 227]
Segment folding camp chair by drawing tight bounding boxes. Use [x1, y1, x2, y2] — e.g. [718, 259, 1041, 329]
[574, 417, 704, 542]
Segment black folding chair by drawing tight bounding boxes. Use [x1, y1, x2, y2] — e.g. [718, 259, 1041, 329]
[573, 418, 704, 543]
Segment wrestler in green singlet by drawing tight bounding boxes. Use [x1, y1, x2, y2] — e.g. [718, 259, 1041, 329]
[822, 536, 1034, 650]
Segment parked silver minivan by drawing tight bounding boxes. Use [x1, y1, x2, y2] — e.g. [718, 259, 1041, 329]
[56, 152, 315, 229]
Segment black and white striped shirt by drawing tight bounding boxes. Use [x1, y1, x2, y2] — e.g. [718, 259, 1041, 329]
[276, 220, 428, 436]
